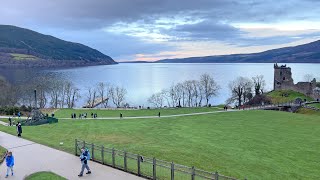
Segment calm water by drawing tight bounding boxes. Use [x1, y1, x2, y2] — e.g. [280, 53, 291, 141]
[1, 63, 319, 107]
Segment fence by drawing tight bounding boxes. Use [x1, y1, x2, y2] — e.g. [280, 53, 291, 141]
[75, 139, 240, 180]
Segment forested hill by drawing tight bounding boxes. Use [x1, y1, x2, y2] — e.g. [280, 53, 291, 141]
[155, 40, 320, 63]
[0, 25, 116, 67]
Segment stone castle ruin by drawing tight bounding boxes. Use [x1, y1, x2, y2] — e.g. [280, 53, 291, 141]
[274, 63, 317, 99]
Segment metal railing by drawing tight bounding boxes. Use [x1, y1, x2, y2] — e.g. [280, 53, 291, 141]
[75, 139, 240, 180]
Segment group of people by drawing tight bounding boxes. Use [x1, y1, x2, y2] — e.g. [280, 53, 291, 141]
[71, 112, 98, 119]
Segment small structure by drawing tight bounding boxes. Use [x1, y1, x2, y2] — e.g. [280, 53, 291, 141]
[21, 89, 58, 126]
[274, 63, 317, 99]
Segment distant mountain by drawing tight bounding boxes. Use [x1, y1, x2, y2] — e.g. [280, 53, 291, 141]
[0, 25, 116, 67]
[155, 40, 320, 63]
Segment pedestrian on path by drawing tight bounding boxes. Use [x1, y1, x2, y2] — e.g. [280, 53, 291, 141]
[78, 148, 91, 177]
[16, 122, 22, 137]
[5, 151, 14, 178]
[8, 118, 12, 126]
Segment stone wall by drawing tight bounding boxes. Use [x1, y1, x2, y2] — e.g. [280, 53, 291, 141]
[274, 63, 317, 99]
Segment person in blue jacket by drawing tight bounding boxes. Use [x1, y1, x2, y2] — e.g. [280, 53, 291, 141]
[78, 148, 91, 177]
[5, 151, 14, 178]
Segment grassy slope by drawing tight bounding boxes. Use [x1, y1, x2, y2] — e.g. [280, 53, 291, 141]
[25, 172, 66, 180]
[10, 53, 37, 60]
[0, 145, 6, 164]
[297, 108, 320, 115]
[54, 107, 220, 118]
[0, 110, 319, 179]
[309, 103, 320, 109]
[266, 90, 313, 103]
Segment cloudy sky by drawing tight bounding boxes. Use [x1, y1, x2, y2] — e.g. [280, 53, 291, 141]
[1, 0, 320, 61]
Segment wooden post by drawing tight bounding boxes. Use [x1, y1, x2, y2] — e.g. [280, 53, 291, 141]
[137, 155, 141, 176]
[101, 146, 104, 164]
[171, 162, 174, 180]
[153, 158, 156, 180]
[124, 151, 127, 172]
[75, 139, 77, 155]
[112, 148, 115, 167]
[215, 171, 219, 180]
[91, 143, 94, 160]
[83, 140, 86, 149]
[191, 166, 195, 180]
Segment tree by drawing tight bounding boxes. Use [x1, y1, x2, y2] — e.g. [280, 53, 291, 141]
[252, 75, 266, 96]
[148, 92, 164, 108]
[200, 73, 220, 106]
[110, 86, 127, 107]
[228, 77, 253, 107]
[65, 82, 80, 108]
[97, 82, 111, 108]
[303, 74, 314, 82]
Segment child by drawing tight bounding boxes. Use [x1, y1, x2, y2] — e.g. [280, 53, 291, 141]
[78, 148, 91, 177]
[5, 151, 14, 178]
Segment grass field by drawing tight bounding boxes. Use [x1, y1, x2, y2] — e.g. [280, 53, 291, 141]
[266, 90, 314, 103]
[297, 108, 320, 115]
[10, 53, 38, 60]
[0, 110, 319, 179]
[25, 171, 66, 180]
[309, 103, 320, 109]
[54, 107, 221, 118]
[0, 145, 6, 164]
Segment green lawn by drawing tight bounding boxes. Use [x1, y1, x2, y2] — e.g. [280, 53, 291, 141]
[309, 103, 320, 109]
[267, 90, 313, 103]
[0, 110, 319, 179]
[25, 172, 66, 180]
[10, 53, 38, 60]
[0, 145, 6, 164]
[54, 107, 220, 118]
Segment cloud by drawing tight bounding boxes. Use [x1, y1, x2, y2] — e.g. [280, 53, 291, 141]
[1, 0, 320, 61]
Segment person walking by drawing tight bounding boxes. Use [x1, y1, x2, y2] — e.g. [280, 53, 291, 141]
[78, 148, 91, 177]
[16, 122, 22, 137]
[5, 151, 14, 178]
[8, 118, 12, 126]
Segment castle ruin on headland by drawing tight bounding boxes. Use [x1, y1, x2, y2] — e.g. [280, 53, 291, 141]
[274, 63, 317, 99]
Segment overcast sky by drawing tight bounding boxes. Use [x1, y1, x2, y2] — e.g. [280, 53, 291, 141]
[1, 0, 320, 61]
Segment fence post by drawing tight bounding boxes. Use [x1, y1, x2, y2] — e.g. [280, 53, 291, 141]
[91, 143, 94, 160]
[137, 155, 141, 176]
[101, 146, 104, 164]
[112, 148, 115, 167]
[191, 166, 195, 180]
[215, 171, 219, 180]
[171, 162, 174, 180]
[75, 139, 77, 155]
[83, 140, 86, 148]
[153, 158, 156, 180]
[124, 151, 127, 172]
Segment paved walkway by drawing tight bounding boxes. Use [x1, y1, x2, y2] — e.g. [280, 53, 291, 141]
[0, 131, 143, 180]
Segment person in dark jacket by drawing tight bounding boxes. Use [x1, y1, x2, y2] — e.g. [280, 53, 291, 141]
[16, 122, 22, 137]
[78, 148, 91, 177]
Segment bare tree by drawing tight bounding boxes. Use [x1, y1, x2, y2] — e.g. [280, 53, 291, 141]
[228, 77, 253, 107]
[85, 87, 97, 108]
[65, 82, 80, 108]
[97, 82, 111, 108]
[110, 86, 127, 107]
[148, 92, 164, 108]
[304, 74, 314, 82]
[200, 73, 220, 106]
[252, 75, 266, 96]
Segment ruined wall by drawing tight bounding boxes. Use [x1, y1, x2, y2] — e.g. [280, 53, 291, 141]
[274, 64, 317, 99]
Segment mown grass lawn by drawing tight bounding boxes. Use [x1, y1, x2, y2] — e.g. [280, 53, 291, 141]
[0, 145, 7, 164]
[0, 110, 319, 179]
[54, 107, 220, 118]
[267, 90, 313, 103]
[25, 171, 66, 180]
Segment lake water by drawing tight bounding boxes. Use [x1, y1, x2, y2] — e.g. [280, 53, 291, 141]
[1, 63, 319, 107]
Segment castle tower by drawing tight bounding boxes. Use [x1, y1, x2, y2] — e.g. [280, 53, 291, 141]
[274, 63, 294, 90]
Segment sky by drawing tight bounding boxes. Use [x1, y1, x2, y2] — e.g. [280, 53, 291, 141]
[1, 0, 320, 62]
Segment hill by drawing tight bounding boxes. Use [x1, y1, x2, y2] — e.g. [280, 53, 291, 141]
[156, 40, 320, 63]
[0, 25, 116, 67]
